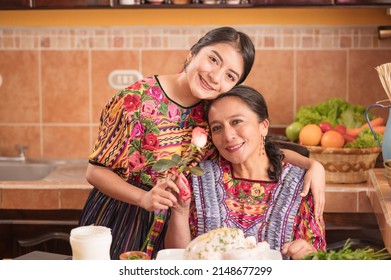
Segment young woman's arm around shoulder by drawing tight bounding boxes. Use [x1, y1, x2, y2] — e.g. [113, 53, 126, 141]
[281, 149, 325, 220]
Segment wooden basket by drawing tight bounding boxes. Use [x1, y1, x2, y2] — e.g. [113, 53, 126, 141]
[306, 146, 381, 184]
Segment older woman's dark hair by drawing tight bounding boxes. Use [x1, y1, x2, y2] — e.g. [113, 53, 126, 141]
[190, 27, 255, 85]
[207, 85, 284, 181]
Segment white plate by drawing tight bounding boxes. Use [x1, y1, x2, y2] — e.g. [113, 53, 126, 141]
[156, 249, 185, 260]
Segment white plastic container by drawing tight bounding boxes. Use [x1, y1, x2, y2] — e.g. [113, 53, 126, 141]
[69, 225, 112, 260]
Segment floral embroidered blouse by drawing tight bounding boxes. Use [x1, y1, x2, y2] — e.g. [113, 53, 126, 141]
[89, 76, 211, 186]
[189, 157, 326, 252]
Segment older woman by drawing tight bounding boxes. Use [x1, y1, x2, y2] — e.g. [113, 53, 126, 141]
[165, 85, 326, 260]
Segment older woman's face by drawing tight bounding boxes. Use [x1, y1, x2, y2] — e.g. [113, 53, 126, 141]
[208, 96, 268, 165]
[186, 43, 244, 101]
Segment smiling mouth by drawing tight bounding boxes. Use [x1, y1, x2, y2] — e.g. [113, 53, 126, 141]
[199, 75, 215, 91]
[226, 142, 244, 152]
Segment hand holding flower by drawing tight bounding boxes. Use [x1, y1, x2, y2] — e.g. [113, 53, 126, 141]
[138, 173, 180, 211]
[152, 127, 208, 202]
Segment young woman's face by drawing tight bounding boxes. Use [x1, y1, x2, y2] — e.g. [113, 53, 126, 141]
[208, 96, 269, 165]
[186, 43, 244, 100]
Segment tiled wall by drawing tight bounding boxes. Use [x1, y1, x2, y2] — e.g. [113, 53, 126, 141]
[1, 25, 391, 159]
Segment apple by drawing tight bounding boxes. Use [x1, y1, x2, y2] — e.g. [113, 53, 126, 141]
[335, 124, 347, 135]
[285, 121, 304, 142]
[319, 121, 333, 133]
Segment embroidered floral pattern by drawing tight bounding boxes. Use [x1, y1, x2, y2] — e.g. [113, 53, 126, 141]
[90, 76, 210, 187]
[221, 158, 275, 204]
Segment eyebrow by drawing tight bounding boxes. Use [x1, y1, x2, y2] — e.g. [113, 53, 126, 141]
[212, 50, 241, 80]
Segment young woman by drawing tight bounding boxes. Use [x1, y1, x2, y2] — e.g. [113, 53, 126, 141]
[79, 27, 325, 259]
[165, 85, 326, 260]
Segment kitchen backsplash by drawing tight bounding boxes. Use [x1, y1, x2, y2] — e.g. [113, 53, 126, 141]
[0, 25, 391, 159]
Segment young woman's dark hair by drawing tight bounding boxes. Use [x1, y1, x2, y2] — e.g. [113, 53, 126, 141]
[207, 85, 284, 180]
[190, 27, 255, 85]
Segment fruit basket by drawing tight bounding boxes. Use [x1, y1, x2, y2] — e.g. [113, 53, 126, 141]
[306, 146, 381, 183]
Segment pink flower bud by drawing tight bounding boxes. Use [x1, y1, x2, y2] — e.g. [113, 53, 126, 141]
[191, 127, 208, 148]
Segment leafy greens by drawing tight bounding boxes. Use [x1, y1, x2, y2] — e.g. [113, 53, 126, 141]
[295, 97, 374, 128]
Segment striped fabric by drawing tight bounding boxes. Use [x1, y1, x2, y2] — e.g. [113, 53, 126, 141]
[190, 157, 326, 259]
[79, 76, 209, 260]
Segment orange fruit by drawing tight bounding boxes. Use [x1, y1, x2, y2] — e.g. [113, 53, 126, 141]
[320, 130, 345, 148]
[299, 124, 323, 146]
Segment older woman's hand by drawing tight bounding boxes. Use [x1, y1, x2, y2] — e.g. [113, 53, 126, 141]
[281, 239, 317, 260]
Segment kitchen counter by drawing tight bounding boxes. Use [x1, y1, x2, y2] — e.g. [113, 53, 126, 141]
[368, 169, 391, 254]
[0, 159, 92, 210]
[0, 161, 390, 253]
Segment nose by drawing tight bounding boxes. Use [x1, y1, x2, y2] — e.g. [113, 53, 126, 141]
[209, 68, 224, 84]
[223, 126, 236, 142]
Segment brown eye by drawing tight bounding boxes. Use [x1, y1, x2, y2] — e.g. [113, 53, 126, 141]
[232, 119, 242, 125]
[227, 73, 236, 82]
[211, 125, 221, 133]
[209, 56, 218, 65]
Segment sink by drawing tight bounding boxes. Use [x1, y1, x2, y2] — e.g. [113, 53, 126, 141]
[0, 161, 55, 181]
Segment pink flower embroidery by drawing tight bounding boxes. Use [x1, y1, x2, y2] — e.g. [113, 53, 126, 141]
[147, 86, 164, 102]
[167, 104, 180, 122]
[129, 151, 146, 172]
[141, 100, 158, 118]
[130, 121, 145, 139]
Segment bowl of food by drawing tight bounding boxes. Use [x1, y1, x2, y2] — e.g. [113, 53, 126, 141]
[183, 228, 282, 260]
[119, 251, 150, 260]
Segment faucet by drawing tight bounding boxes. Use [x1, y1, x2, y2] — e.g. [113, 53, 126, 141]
[0, 145, 28, 162]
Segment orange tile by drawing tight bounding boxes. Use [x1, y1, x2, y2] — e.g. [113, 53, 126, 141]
[41, 51, 89, 123]
[91, 50, 140, 123]
[43, 126, 90, 158]
[2, 188, 59, 210]
[349, 50, 391, 121]
[296, 50, 347, 109]
[0, 51, 40, 123]
[141, 50, 188, 78]
[0, 125, 41, 158]
[245, 50, 295, 125]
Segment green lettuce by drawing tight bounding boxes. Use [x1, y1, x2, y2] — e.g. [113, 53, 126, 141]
[295, 97, 375, 128]
[344, 128, 383, 148]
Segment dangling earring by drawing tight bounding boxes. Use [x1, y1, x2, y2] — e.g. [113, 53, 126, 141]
[184, 60, 189, 68]
[261, 136, 266, 156]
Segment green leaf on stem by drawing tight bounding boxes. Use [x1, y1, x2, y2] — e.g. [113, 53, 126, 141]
[171, 154, 181, 164]
[152, 159, 177, 172]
